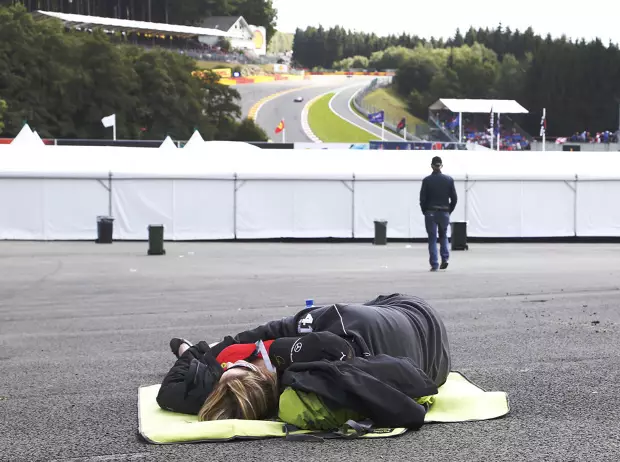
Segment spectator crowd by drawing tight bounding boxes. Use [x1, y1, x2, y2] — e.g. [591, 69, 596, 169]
[556, 131, 619, 144]
[434, 113, 532, 151]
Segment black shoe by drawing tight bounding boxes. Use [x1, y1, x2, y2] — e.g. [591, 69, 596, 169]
[430, 267, 438, 272]
[170, 338, 193, 358]
[440, 261, 449, 270]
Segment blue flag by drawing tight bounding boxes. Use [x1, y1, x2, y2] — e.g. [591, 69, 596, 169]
[368, 111, 385, 123]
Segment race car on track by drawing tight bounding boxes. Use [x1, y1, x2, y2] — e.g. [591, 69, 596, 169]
[294, 96, 304, 102]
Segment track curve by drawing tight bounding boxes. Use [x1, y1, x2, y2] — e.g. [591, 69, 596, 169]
[329, 84, 407, 142]
[236, 76, 378, 143]
[235, 80, 314, 120]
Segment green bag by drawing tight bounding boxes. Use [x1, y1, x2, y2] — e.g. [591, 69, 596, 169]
[278, 387, 364, 431]
[278, 387, 437, 431]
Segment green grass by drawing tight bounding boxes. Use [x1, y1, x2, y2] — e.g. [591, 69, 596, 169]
[308, 93, 380, 143]
[362, 86, 425, 129]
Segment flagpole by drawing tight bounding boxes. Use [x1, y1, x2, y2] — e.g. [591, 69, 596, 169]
[282, 118, 285, 143]
[542, 108, 546, 152]
[489, 108, 494, 150]
[496, 112, 501, 152]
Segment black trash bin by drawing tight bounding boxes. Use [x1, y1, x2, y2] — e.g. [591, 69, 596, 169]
[450, 221, 468, 251]
[147, 224, 166, 255]
[96, 216, 114, 244]
[373, 220, 387, 245]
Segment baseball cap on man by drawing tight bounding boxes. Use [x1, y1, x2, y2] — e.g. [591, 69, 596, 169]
[432, 156, 442, 165]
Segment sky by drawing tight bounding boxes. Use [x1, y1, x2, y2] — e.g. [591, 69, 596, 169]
[271, 0, 619, 45]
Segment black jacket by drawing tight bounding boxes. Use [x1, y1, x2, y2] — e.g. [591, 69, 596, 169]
[157, 293, 451, 429]
[420, 171, 458, 214]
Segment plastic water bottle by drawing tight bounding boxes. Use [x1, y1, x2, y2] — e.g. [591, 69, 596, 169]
[305, 299, 314, 309]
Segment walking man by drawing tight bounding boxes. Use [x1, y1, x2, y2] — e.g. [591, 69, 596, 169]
[419, 156, 458, 271]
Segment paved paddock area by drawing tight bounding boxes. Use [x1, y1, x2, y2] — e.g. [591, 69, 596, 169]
[0, 241, 619, 462]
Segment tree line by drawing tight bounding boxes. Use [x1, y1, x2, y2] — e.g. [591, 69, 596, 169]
[0, 5, 267, 141]
[293, 25, 620, 136]
[0, 0, 278, 42]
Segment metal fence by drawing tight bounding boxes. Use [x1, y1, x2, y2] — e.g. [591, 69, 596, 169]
[351, 78, 421, 141]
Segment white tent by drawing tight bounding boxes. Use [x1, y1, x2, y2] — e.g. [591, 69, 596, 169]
[159, 136, 177, 150]
[9, 124, 45, 147]
[429, 99, 529, 114]
[429, 99, 529, 146]
[183, 130, 205, 150]
[1, 145, 620, 241]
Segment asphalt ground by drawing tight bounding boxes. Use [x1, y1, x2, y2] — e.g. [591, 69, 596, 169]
[1, 241, 619, 461]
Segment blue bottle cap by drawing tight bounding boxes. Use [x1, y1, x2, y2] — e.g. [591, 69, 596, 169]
[305, 299, 314, 308]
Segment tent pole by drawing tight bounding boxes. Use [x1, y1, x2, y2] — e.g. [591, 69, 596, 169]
[574, 174, 578, 237]
[351, 174, 356, 239]
[464, 174, 468, 223]
[233, 174, 238, 240]
[108, 171, 113, 217]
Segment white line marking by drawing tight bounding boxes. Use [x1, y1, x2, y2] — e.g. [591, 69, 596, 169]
[300, 99, 320, 142]
[50, 454, 150, 461]
[301, 90, 338, 143]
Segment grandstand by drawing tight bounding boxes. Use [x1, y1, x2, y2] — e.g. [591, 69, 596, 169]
[34, 10, 267, 61]
[427, 99, 532, 151]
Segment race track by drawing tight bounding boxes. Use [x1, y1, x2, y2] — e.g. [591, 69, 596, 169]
[1, 241, 620, 461]
[329, 84, 408, 142]
[235, 79, 314, 120]
[236, 76, 377, 142]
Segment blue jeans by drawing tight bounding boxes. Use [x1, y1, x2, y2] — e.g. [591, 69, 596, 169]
[425, 211, 450, 269]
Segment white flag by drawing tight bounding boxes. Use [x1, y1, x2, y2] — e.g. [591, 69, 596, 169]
[101, 114, 116, 128]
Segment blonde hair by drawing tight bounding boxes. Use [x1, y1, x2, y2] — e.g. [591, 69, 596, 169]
[198, 368, 278, 421]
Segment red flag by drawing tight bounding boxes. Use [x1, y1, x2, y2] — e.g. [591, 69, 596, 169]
[274, 119, 285, 134]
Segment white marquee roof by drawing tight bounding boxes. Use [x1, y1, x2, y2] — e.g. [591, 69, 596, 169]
[1, 145, 619, 181]
[429, 99, 529, 114]
[35, 10, 244, 39]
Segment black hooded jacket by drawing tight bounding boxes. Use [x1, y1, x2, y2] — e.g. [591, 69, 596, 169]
[156, 293, 451, 430]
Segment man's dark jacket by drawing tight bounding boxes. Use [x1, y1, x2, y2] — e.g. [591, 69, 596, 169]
[420, 171, 458, 214]
[156, 293, 451, 430]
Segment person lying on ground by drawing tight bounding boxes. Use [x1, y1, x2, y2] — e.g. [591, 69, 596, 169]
[156, 293, 451, 430]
